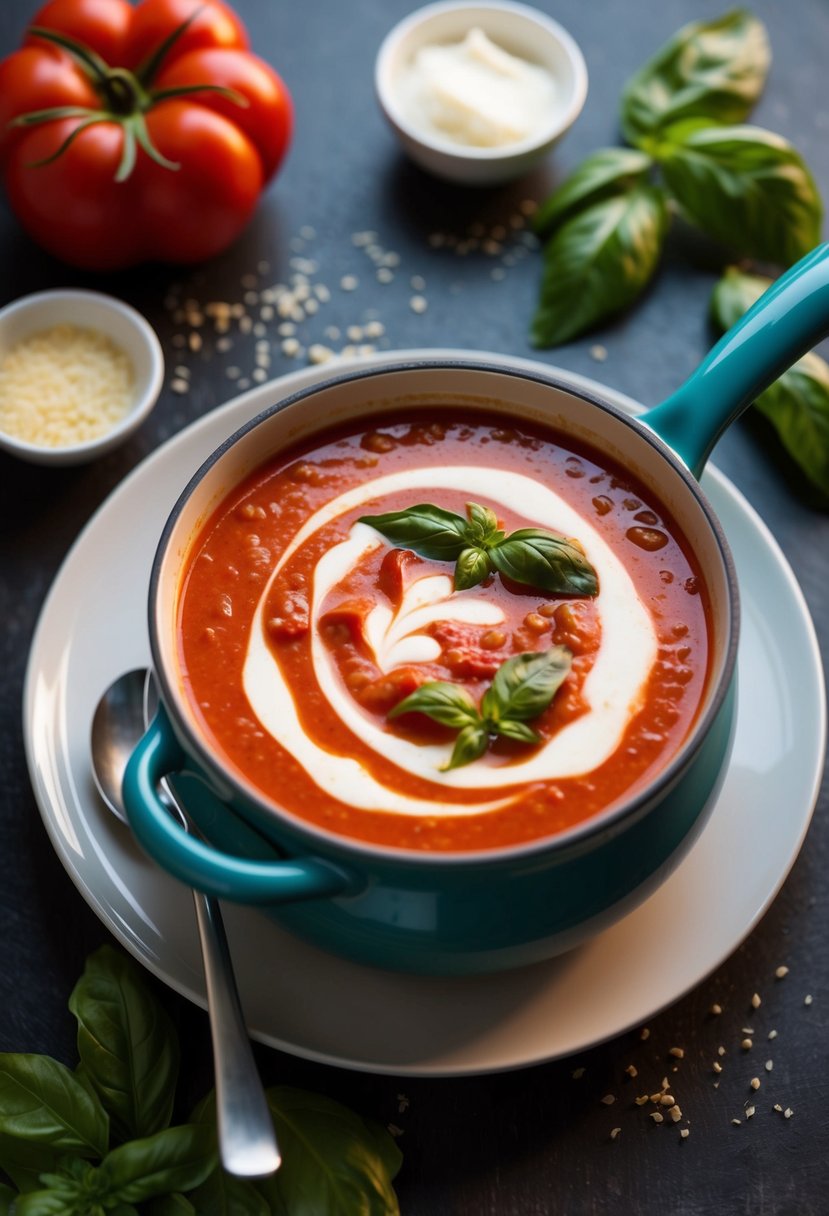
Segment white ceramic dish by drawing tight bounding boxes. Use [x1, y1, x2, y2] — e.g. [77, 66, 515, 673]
[375, 1, 588, 185]
[23, 350, 825, 1076]
[0, 289, 164, 466]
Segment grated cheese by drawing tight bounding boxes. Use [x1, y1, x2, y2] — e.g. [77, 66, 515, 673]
[0, 324, 134, 448]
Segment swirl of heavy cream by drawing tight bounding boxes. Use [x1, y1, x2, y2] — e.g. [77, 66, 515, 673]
[243, 466, 657, 816]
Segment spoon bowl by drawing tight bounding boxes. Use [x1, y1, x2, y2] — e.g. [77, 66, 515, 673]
[91, 669, 280, 1178]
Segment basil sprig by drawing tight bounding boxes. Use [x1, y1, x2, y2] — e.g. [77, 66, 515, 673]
[390, 649, 573, 770]
[359, 501, 598, 596]
[531, 10, 823, 347]
[711, 268, 829, 504]
[0, 946, 402, 1214]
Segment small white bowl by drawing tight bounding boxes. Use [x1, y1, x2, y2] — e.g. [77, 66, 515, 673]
[375, 0, 588, 186]
[0, 289, 164, 466]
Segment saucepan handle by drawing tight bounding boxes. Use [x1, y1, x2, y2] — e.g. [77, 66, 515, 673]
[123, 705, 354, 904]
[641, 242, 829, 479]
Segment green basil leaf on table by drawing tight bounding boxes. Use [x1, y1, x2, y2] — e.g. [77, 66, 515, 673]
[533, 147, 653, 237]
[256, 1086, 403, 1216]
[658, 122, 822, 264]
[98, 1124, 216, 1205]
[531, 186, 669, 346]
[0, 1055, 108, 1157]
[454, 546, 491, 590]
[489, 529, 599, 596]
[389, 682, 480, 729]
[358, 503, 469, 560]
[711, 268, 829, 502]
[481, 650, 573, 725]
[68, 944, 179, 1143]
[444, 723, 489, 772]
[620, 10, 770, 147]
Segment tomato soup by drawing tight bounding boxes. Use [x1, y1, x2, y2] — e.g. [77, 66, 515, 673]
[176, 412, 711, 852]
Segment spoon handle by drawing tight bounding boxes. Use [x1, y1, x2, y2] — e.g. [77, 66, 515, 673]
[641, 241, 829, 478]
[192, 889, 282, 1178]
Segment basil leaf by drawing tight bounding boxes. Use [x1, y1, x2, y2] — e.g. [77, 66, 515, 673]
[13, 1189, 81, 1216]
[620, 11, 770, 146]
[189, 1169, 269, 1216]
[388, 682, 480, 728]
[100, 1125, 216, 1204]
[0, 1134, 74, 1194]
[443, 723, 489, 772]
[489, 529, 599, 596]
[531, 186, 669, 346]
[534, 147, 653, 237]
[145, 1195, 197, 1216]
[493, 719, 541, 744]
[711, 269, 829, 501]
[481, 650, 572, 724]
[752, 354, 829, 502]
[68, 945, 179, 1143]
[465, 502, 499, 542]
[710, 264, 771, 330]
[258, 1087, 402, 1216]
[658, 122, 822, 264]
[358, 504, 469, 559]
[454, 547, 491, 591]
[0, 1055, 108, 1157]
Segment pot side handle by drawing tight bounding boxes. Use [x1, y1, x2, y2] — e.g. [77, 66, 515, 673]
[123, 708, 355, 905]
[640, 242, 829, 479]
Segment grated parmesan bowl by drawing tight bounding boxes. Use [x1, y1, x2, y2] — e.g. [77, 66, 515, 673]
[0, 289, 164, 466]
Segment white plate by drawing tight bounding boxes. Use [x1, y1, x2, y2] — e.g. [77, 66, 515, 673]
[23, 350, 826, 1077]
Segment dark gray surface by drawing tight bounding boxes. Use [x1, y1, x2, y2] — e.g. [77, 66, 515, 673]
[1, 2, 827, 1213]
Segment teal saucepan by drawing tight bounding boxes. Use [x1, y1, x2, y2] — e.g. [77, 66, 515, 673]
[123, 243, 829, 975]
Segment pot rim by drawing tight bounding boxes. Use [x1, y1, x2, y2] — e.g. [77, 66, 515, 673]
[148, 357, 740, 869]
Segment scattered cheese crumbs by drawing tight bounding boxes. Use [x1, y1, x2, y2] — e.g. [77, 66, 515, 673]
[741, 1028, 754, 1036]
[610, 1127, 621, 1140]
[650, 1112, 664, 1124]
[718, 1046, 726, 1057]
[660, 1094, 676, 1107]
[600, 1094, 616, 1105]
[571, 1067, 586, 1080]
[669, 1047, 685, 1059]
[640, 1028, 650, 1041]
[751, 993, 762, 1009]
[625, 1065, 638, 1078]
[745, 1105, 755, 1119]
[765, 1059, 773, 1072]
[713, 1062, 723, 1074]
[634, 1095, 649, 1106]
[775, 965, 789, 979]
[768, 1029, 778, 1041]
[170, 378, 189, 395]
[340, 275, 359, 291]
[804, 994, 813, 1006]
[741, 1039, 753, 1050]
[784, 1108, 793, 1119]
[710, 1003, 723, 1015]
[680, 1128, 690, 1139]
[668, 1105, 683, 1123]
[411, 274, 426, 291]
[590, 344, 608, 362]
[377, 267, 395, 284]
[308, 344, 335, 365]
[281, 338, 301, 357]
[732, 1119, 742, 1126]
[410, 295, 428, 314]
[750, 1077, 761, 1090]
[0, 323, 134, 448]
[387, 1123, 404, 1137]
[773, 1103, 783, 1112]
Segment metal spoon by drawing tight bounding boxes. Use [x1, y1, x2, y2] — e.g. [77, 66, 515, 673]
[91, 669, 280, 1179]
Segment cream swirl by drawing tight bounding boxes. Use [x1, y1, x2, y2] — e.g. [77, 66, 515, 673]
[242, 466, 658, 816]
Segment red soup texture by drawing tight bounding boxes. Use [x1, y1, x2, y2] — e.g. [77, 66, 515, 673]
[176, 412, 712, 853]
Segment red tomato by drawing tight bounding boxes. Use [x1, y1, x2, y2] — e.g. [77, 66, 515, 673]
[0, 0, 292, 269]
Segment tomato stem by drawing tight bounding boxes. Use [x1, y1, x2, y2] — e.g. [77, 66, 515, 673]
[136, 7, 205, 88]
